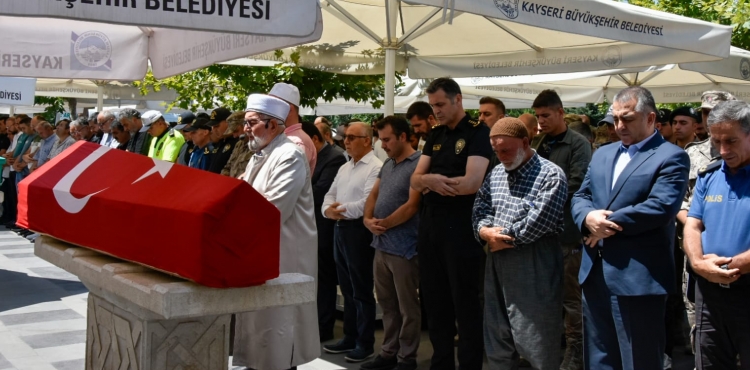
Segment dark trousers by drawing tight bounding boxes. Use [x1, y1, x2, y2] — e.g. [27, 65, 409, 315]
[582, 259, 667, 370]
[665, 235, 686, 358]
[333, 218, 376, 350]
[562, 242, 584, 346]
[1, 172, 17, 224]
[418, 204, 484, 370]
[317, 217, 338, 340]
[695, 276, 750, 370]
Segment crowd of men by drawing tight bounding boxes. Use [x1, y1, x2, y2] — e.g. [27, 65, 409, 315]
[3, 78, 749, 370]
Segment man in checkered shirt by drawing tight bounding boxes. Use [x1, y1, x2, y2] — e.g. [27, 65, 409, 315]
[473, 117, 568, 370]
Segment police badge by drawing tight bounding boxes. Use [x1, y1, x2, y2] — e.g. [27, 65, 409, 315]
[493, 0, 519, 19]
[211, 111, 217, 120]
[224, 144, 232, 152]
[456, 139, 466, 154]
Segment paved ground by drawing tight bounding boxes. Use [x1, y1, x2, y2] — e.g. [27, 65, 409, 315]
[0, 226, 695, 370]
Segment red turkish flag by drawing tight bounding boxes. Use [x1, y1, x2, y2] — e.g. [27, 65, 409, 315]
[17, 142, 280, 288]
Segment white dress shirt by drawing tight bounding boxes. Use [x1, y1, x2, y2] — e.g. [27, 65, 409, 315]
[322, 150, 383, 220]
[612, 130, 659, 188]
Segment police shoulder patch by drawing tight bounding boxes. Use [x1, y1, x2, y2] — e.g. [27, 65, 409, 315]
[698, 160, 722, 176]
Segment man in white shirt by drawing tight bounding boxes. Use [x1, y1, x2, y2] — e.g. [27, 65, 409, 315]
[97, 110, 117, 147]
[322, 122, 384, 362]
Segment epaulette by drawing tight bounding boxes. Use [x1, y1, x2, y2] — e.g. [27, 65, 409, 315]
[431, 123, 443, 130]
[698, 160, 722, 176]
[468, 119, 480, 127]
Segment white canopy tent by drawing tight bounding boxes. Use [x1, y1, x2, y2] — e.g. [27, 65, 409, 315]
[298, 77, 585, 115]
[34, 79, 179, 110]
[0, 1, 322, 80]
[224, 0, 731, 115]
[461, 47, 750, 104]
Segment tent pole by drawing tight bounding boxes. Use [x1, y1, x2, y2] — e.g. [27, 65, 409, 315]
[8, 106, 15, 116]
[384, 0, 399, 117]
[385, 48, 396, 116]
[97, 85, 104, 112]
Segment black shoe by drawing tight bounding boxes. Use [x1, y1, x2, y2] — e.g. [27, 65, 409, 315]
[396, 361, 417, 370]
[360, 355, 397, 370]
[18, 229, 32, 237]
[345, 347, 374, 363]
[322, 338, 356, 354]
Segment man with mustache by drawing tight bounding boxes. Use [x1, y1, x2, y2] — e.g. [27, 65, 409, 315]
[233, 94, 319, 370]
[473, 117, 568, 370]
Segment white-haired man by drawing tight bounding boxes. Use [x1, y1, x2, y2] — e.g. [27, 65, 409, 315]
[233, 94, 320, 370]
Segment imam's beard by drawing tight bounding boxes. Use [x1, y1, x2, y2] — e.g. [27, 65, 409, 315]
[247, 132, 270, 151]
[503, 148, 526, 171]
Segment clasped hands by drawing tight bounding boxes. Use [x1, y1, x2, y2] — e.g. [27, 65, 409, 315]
[479, 226, 515, 252]
[324, 202, 347, 221]
[583, 210, 623, 248]
[364, 216, 393, 236]
[423, 174, 459, 196]
[692, 254, 741, 285]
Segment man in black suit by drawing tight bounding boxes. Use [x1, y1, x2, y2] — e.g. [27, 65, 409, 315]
[305, 122, 347, 341]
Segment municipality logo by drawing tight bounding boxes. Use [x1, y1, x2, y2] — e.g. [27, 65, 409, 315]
[740, 58, 750, 80]
[493, 0, 519, 19]
[70, 31, 112, 71]
[601, 46, 622, 68]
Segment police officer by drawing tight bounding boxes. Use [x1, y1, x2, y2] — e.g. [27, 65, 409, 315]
[184, 117, 215, 171]
[684, 100, 750, 369]
[410, 78, 493, 370]
[206, 108, 239, 174]
[678, 91, 737, 353]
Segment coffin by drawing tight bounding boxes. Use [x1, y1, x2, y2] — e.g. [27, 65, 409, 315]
[17, 141, 280, 288]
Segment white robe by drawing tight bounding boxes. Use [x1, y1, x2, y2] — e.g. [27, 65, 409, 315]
[234, 133, 320, 370]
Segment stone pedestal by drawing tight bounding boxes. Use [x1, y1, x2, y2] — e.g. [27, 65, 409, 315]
[35, 236, 315, 370]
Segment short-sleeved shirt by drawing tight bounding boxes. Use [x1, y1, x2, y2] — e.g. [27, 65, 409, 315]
[372, 151, 421, 259]
[422, 113, 493, 207]
[688, 161, 750, 257]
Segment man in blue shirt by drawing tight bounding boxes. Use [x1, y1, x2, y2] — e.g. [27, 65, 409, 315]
[684, 100, 750, 370]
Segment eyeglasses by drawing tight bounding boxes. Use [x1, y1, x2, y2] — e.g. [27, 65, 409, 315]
[344, 135, 368, 141]
[244, 118, 269, 127]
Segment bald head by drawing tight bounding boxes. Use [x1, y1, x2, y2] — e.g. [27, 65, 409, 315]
[518, 113, 539, 140]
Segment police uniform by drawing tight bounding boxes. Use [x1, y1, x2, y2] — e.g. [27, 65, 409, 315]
[418, 113, 492, 370]
[208, 136, 239, 174]
[688, 160, 750, 369]
[188, 143, 216, 171]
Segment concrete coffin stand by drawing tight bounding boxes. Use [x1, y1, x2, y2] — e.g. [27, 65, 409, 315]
[34, 235, 315, 370]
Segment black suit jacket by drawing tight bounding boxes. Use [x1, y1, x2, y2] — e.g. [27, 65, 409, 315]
[312, 144, 347, 245]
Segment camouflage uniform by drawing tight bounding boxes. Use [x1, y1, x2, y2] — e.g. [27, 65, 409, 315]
[221, 138, 253, 178]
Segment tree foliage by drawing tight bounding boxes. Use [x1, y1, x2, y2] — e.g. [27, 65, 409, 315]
[33, 96, 66, 122]
[136, 51, 389, 113]
[630, 0, 750, 49]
